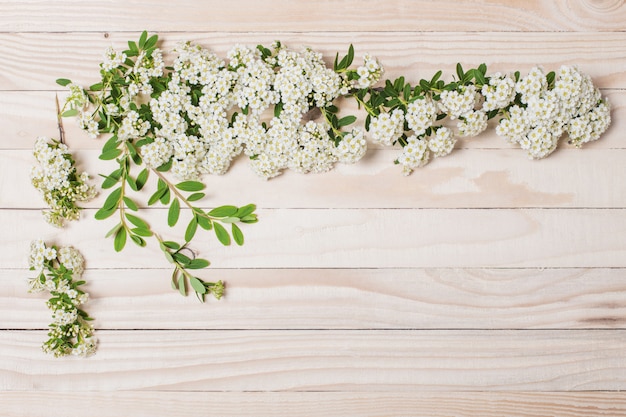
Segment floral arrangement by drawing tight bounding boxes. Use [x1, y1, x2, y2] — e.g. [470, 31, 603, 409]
[31, 137, 96, 226]
[28, 239, 96, 357]
[29, 31, 611, 357]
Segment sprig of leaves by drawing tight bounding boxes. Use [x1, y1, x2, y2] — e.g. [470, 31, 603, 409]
[57, 31, 258, 301]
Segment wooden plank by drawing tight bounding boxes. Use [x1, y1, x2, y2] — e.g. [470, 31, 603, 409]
[4, 268, 626, 330]
[1, 0, 624, 32]
[3, 391, 626, 417]
[1, 329, 625, 391]
[2, 208, 625, 269]
[6, 147, 626, 209]
[1, 32, 624, 91]
[1, 89, 624, 150]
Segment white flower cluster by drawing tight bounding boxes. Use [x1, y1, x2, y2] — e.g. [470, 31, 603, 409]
[496, 65, 611, 158]
[76, 40, 377, 180]
[379, 65, 610, 175]
[28, 240, 96, 358]
[30, 137, 96, 227]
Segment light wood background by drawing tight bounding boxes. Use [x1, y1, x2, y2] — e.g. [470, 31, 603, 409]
[1, 1, 625, 415]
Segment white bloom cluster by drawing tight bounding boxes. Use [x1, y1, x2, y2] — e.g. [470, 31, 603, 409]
[355, 53, 384, 89]
[405, 98, 437, 136]
[439, 85, 479, 120]
[428, 126, 456, 157]
[140, 41, 372, 180]
[369, 109, 405, 146]
[496, 65, 611, 158]
[27, 240, 96, 357]
[30, 137, 96, 227]
[397, 135, 430, 176]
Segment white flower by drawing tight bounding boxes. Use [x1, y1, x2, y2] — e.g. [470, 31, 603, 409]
[369, 109, 405, 146]
[458, 110, 488, 137]
[428, 127, 456, 157]
[439, 85, 478, 119]
[405, 98, 437, 136]
[334, 128, 367, 164]
[396, 135, 430, 176]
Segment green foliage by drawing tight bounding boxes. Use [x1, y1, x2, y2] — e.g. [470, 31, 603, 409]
[56, 31, 259, 302]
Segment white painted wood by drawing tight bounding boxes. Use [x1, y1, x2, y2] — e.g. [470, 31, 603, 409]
[4, 268, 625, 330]
[1, 0, 625, 414]
[2, 208, 625, 269]
[5, 148, 626, 209]
[1, 330, 625, 391]
[3, 391, 626, 417]
[1, 0, 624, 32]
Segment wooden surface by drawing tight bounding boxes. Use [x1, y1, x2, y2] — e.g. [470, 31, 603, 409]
[1, 0, 625, 415]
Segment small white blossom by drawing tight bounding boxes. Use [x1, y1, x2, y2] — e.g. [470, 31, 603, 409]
[428, 127, 456, 157]
[396, 135, 430, 176]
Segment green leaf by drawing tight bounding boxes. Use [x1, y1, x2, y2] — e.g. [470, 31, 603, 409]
[105, 223, 123, 238]
[176, 181, 205, 192]
[125, 213, 150, 229]
[213, 222, 231, 246]
[161, 241, 181, 250]
[99, 148, 122, 161]
[168, 198, 180, 227]
[219, 217, 239, 224]
[102, 135, 120, 153]
[56, 78, 72, 87]
[95, 206, 116, 220]
[103, 187, 122, 210]
[61, 109, 79, 117]
[160, 188, 171, 205]
[456, 63, 465, 80]
[235, 204, 256, 218]
[347, 44, 355, 67]
[208, 205, 238, 218]
[337, 115, 357, 127]
[187, 259, 210, 270]
[100, 169, 122, 189]
[232, 223, 244, 246]
[135, 168, 149, 190]
[130, 234, 146, 247]
[113, 227, 127, 252]
[131, 227, 153, 237]
[138, 30, 148, 48]
[128, 40, 138, 53]
[197, 215, 212, 230]
[185, 217, 198, 242]
[148, 187, 166, 206]
[144, 34, 158, 50]
[156, 158, 172, 172]
[240, 214, 258, 224]
[189, 277, 207, 294]
[173, 252, 192, 266]
[123, 196, 138, 211]
[187, 192, 205, 202]
[171, 269, 179, 290]
[430, 70, 442, 85]
[89, 82, 104, 91]
[178, 275, 187, 296]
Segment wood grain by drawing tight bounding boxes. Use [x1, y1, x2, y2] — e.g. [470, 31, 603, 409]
[1, 32, 625, 91]
[3, 391, 626, 417]
[3, 268, 626, 330]
[2, 208, 625, 269]
[1, 0, 624, 32]
[1, 330, 625, 391]
[5, 148, 625, 209]
[2, 1, 625, 414]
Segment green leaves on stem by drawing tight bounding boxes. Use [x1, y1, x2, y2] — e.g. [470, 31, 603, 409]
[158, 238, 224, 302]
